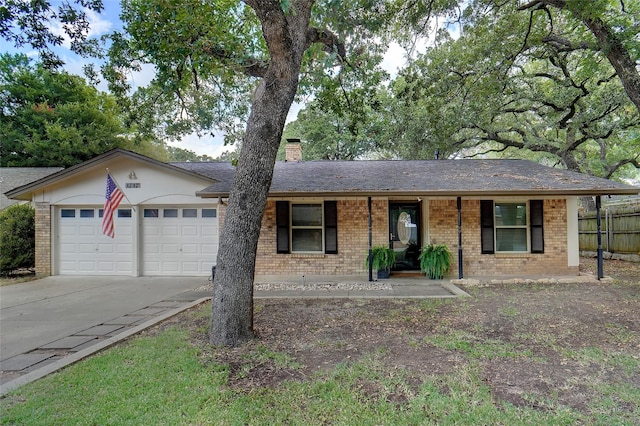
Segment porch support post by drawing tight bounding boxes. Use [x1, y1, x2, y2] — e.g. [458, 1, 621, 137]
[596, 196, 604, 280]
[457, 196, 463, 279]
[368, 196, 373, 282]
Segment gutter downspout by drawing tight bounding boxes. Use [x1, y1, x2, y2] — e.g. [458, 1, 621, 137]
[457, 196, 463, 279]
[368, 197, 373, 282]
[596, 196, 604, 280]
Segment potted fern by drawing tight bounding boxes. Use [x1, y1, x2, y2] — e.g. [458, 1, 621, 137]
[419, 243, 452, 279]
[365, 246, 397, 279]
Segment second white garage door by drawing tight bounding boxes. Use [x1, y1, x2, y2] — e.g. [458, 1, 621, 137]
[141, 207, 218, 276]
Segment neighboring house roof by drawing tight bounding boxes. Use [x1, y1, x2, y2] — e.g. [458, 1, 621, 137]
[0, 167, 63, 209]
[5, 149, 217, 201]
[194, 159, 640, 197]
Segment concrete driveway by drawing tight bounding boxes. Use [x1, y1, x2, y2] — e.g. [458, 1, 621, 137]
[0, 275, 209, 363]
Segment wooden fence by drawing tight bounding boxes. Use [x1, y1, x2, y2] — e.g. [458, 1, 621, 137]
[578, 201, 640, 254]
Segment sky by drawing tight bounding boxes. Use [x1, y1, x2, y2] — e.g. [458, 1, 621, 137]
[6, 1, 423, 158]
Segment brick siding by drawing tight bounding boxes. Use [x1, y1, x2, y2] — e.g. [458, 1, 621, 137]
[34, 202, 51, 276]
[254, 198, 388, 275]
[429, 199, 576, 278]
[251, 197, 576, 277]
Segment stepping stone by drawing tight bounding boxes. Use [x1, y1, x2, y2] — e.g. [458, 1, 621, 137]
[130, 307, 166, 316]
[75, 325, 124, 336]
[104, 315, 142, 325]
[150, 301, 181, 308]
[40, 336, 96, 350]
[1, 353, 54, 371]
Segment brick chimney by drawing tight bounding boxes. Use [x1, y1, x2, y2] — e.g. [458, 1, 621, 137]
[285, 138, 302, 162]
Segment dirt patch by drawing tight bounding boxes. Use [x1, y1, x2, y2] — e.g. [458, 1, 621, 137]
[177, 257, 639, 417]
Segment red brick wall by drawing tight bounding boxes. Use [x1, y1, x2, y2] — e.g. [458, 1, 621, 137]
[229, 197, 576, 277]
[254, 198, 387, 275]
[428, 199, 576, 278]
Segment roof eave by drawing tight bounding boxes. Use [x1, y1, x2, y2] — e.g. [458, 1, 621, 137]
[5, 149, 217, 199]
[197, 188, 640, 198]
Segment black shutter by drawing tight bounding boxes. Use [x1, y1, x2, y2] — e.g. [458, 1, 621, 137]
[530, 200, 544, 253]
[480, 200, 495, 254]
[276, 201, 290, 254]
[324, 201, 338, 254]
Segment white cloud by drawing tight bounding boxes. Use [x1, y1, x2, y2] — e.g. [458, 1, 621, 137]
[48, 6, 113, 49]
[85, 8, 114, 37]
[167, 131, 231, 158]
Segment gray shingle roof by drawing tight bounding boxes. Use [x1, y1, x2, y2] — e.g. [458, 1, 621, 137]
[189, 159, 639, 197]
[1, 167, 63, 209]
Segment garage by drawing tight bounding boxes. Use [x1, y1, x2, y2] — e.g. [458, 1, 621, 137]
[57, 207, 133, 275]
[56, 206, 218, 276]
[6, 149, 221, 277]
[141, 206, 218, 276]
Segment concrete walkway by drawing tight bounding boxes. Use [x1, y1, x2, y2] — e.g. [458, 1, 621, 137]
[0, 275, 463, 395]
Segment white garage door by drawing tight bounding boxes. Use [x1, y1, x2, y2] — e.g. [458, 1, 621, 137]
[141, 207, 218, 276]
[57, 207, 133, 275]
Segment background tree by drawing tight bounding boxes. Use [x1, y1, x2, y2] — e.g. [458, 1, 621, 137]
[279, 98, 383, 160]
[0, 53, 167, 166]
[516, 0, 640, 113]
[0, 0, 104, 69]
[165, 146, 216, 162]
[0, 204, 35, 275]
[373, 2, 639, 177]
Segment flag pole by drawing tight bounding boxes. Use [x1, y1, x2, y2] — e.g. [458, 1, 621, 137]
[106, 168, 136, 211]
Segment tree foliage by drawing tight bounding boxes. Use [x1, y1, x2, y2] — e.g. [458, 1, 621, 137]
[0, 53, 171, 166]
[0, 0, 104, 69]
[103, 0, 402, 346]
[0, 204, 35, 275]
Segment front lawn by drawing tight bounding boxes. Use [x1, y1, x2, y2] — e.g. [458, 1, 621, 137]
[1, 259, 638, 425]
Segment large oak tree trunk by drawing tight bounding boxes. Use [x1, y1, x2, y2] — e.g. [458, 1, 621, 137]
[210, 1, 312, 346]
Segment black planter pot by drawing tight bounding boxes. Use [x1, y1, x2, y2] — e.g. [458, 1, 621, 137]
[377, 268, 391, 279]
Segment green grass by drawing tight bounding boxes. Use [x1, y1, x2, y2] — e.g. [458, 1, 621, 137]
[2, 323, 584, 426]
[2, 299, 638, 425]
[422, 329, 533, 360]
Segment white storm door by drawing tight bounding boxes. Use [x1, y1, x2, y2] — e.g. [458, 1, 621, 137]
[57, 207, 133, 275]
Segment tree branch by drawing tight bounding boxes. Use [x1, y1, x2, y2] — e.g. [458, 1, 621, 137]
[604, 158, 640, 179]
[305, 27, 346, 62]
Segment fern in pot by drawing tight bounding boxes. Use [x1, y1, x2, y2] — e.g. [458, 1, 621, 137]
[365, 246, 397, 279]
[419, 243, 452, 279]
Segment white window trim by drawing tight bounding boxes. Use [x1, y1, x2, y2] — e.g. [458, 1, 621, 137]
[290, 202, 325, 253]
[494, 201, 531, 253]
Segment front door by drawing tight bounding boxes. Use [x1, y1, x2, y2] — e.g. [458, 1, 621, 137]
[389, 202, 421, 271]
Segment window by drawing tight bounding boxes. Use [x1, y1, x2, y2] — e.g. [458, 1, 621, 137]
[495, 203, 527, 252]
[61, 209, 75, 218]
[276, 201, 338, 254]
[291, 204, 323, 252]
[80, 209, 94, 218]
[117, 209, 132, 218]
[182, 209, 197, 218]
[202, 209, 217, 218]
[481, 200, 544, 254]
[163, 209, 178, 218]
[144, 209, 159, 218]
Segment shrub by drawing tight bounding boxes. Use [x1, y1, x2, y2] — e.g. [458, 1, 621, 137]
[0, 203, 35, 275]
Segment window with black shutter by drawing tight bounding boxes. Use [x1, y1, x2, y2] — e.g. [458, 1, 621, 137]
[276, 201, 290, 253]
[480, 200, 495, 254]
[324, 201, 338, 254]
[530, 200, 544, 253]
[481, 199, 545, 254]
[276, 201, 338, 254]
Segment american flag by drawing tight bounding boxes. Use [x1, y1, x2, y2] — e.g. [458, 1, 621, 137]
[102, 173, 124, 238]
